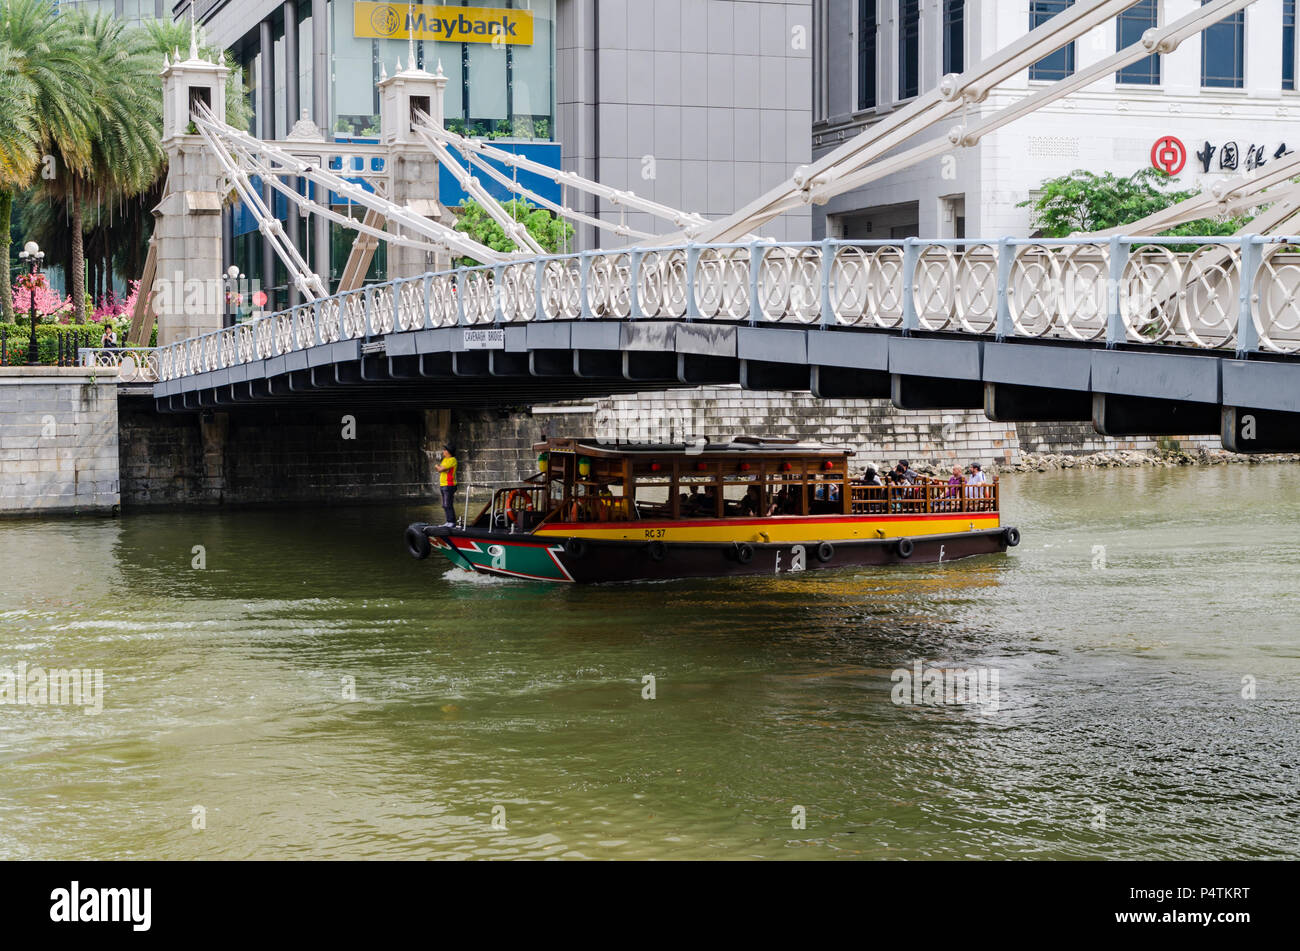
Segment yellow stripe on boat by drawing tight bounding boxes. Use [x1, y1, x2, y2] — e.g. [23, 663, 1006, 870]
[534, 513, 1001, 544]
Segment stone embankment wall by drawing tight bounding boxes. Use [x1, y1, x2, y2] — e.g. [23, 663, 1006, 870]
[0, 368, 119, 515]
[449, 386, 1227, 491]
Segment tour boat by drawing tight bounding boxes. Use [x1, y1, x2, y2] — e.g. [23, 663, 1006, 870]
[405, 437, 1019, 583]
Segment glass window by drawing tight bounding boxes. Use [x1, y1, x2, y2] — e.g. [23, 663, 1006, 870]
[466, 41, 508, 126]
[509, 4, 555, 139]
[898, 0, 920, 100]
[858, 0, 877, 110]
[1029, 0, 1075, 82]
[331, 1, 382, 135]
[1117, 0, 1160, 85]
[333, 0, 556, 140]
[1285, 0, 1296, 91]
[942, 0, 964, 75]
[1201, 0, 1244, 88]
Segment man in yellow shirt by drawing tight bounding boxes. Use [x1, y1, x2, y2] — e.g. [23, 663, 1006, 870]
[437, 445, 458, 527]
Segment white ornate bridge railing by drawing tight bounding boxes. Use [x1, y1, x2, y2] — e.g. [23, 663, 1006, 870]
[78, 347, 161, 383]
[153, 235, 1300, 383]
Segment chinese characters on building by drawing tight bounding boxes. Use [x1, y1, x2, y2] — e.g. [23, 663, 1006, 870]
[1194, 140, 1292, 173]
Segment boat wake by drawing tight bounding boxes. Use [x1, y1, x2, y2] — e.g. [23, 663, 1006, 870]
[440, 566, 512, 585]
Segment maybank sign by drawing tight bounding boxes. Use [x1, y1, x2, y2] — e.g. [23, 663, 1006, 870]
[354, 3, 534, 45]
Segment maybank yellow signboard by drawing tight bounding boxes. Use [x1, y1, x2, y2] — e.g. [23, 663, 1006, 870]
[354, 3, 534, 45]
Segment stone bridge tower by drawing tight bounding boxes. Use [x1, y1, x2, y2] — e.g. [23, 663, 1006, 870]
[377, 58, 453, 278]
[155, 42, 228, 349]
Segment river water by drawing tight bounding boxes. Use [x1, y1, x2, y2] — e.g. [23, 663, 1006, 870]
[1, 465, 1297, 860]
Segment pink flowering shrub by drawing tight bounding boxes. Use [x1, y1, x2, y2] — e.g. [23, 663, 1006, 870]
[10, 273, 74, 322]
[91, 281, 140, 323]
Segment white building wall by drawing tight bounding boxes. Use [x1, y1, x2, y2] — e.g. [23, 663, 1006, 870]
[815, 0, 1300, 239]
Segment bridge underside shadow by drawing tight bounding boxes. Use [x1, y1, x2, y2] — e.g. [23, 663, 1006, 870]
[154, 322, 1300, 453]
[164, 352, 689, 411]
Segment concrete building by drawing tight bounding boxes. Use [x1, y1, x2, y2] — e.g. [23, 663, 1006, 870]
[556, 0, 813, 247]
[169, 0, 813, 298]
[812, 0, 1300, 239]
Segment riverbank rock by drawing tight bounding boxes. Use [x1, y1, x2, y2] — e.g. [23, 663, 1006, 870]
[992, 448, 1300, 474]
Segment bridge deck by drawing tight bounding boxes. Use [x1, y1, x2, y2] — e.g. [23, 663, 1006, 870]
[132, 237, 1300, 452]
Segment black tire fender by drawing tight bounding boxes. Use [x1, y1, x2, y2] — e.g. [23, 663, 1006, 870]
[734, 542, 755, 564]
[1004, 526, 1021, 547]
[815, 541, 834, 563]
[647, 540, 667, 562]
[896, 537, 915, 559]
[565, 537, 589, 559]
[405, 523, 432, 560]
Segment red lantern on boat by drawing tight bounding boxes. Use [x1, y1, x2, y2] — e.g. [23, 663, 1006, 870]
[823, 460, 834, 470]
[695, 462, 709, 471]
[650, 462, 662, 472]
[780, 462, 792, 472]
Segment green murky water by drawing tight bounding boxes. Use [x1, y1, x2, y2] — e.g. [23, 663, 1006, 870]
[1, 465, 1298, 859]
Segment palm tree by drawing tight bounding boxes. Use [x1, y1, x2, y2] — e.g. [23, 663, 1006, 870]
[0, 0, 95, 322]
[140, 19, 253, 131]
[0, 45, 39, 321]
[73, 20, 250, 323]
[39, 10, 164, 321]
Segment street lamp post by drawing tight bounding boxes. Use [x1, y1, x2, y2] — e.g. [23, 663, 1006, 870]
[18, 241, 45, 366]
[224, 265, 245, 328]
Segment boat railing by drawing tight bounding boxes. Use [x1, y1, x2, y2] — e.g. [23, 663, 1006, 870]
[485, 484, 552, 529]
[849, 480, 998, 515]
[473, 479, 996, 527]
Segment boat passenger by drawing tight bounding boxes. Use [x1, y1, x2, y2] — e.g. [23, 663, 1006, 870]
[741, 485, 763, 516]
[437, 445, 458, 527]
[690, 485, 717, 516]
[858, 467, 886, 513]
[965, 462, 989, 508]
[889, 463, 919, 512]
[767, 485, 796, 516]
[945, 466, 965, 511]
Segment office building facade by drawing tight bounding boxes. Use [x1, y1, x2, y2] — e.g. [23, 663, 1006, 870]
[165, 0, 811, 300]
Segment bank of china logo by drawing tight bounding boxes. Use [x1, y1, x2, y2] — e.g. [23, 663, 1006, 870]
[370, 4, 402, 38]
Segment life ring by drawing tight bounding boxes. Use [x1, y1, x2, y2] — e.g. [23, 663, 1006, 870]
[896, 537, 915, 559]
[405, 523, 432, 560]
[506, 489, 534, 523]
[816, 541, 834, 563]
[565, 536, 589, 559]
[734, 542, 754, 564]
[1004, 526, 1021, 547]
[647, 540, 667, 562]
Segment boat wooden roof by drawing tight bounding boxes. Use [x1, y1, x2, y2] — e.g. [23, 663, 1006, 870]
[533, 436, 853, 459]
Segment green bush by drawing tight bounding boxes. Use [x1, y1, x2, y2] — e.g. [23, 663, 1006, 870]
[452, 199, 574, 267]
[0, 321, 155, 365]
[1020, 168, 1249, 238]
